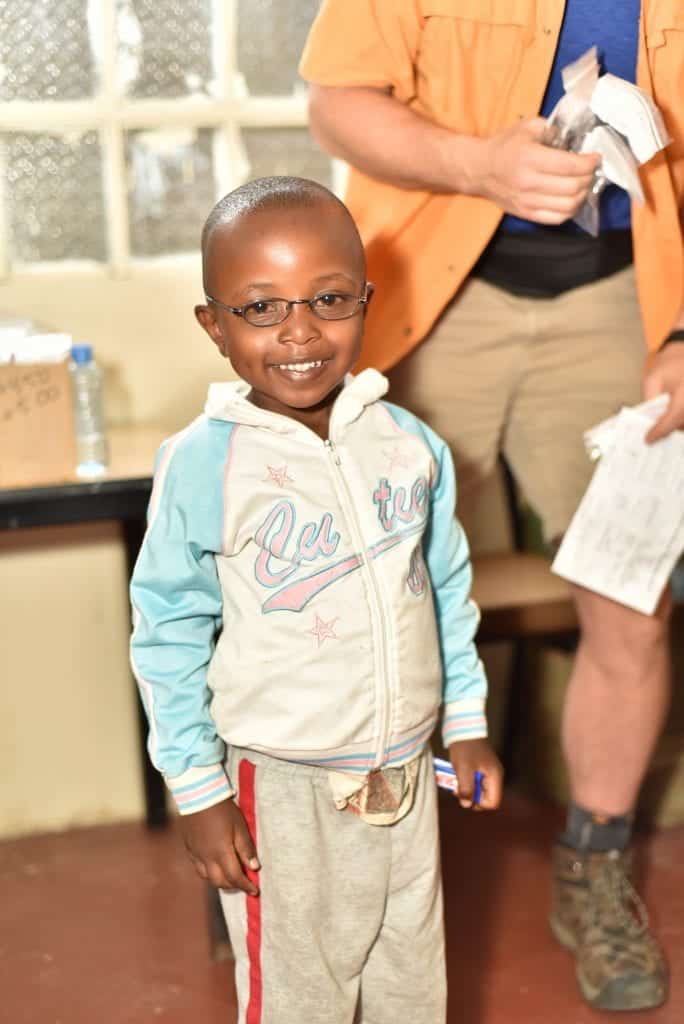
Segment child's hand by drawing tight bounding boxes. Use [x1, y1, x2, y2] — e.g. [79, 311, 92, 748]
[180, 798, 260, 895]
[448, 738, 503, 811]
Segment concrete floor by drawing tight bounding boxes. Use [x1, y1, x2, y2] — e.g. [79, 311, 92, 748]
[2, 790, 683, 1024]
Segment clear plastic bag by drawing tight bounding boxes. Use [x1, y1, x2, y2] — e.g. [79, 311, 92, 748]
[546, 48, 670, 236]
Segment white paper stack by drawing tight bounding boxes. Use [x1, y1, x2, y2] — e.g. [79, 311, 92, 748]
[552, 396, 684, 615]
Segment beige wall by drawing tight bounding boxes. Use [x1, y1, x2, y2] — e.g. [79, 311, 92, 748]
[0, 523, 144, 834]
[0, 259, 230, 426]
[0, 260, 235, 839]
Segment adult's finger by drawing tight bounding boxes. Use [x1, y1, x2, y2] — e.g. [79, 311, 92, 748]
[646, 395, 684, 442]
[525, 207, 581, 225]
[522, 170, 595, 198]
[528, 144, 601, 177]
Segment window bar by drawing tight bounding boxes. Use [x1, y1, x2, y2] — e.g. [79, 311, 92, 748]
[0, 134, 9, 279]
[100, 0, 131, 276]
[214, 0, 233, 103]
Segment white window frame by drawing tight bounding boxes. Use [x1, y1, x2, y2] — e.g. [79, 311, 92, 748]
[0, 0, 342, 279]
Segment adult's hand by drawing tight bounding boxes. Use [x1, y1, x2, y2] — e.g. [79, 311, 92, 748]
[475, 118, 601, 224]
[644, 343, 684, 442]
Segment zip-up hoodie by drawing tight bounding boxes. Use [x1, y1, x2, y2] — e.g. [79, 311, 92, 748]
[130, 369, 488, 815]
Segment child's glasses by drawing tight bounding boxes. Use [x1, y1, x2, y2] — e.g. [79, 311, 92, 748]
[205, 286, 370, 327]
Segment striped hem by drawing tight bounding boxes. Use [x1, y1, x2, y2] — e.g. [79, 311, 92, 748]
[251, 719, 436, 773]
[167, 764, 235, 815]
[442, 700, 487, 747]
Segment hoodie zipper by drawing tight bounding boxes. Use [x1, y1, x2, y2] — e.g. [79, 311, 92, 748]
[324, 438, 392, 769]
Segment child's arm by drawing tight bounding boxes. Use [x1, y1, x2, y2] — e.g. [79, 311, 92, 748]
[130, 431, 258, 887]
[421, 430, 503, 810]
[130, 438, 229, 808]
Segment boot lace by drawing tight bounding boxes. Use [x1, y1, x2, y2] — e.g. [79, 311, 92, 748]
[590, 853, 650, 938]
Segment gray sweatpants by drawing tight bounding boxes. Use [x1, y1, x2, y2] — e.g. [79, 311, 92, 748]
[221, 745, 446, 1024]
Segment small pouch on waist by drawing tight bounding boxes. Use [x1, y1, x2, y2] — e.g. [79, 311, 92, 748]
[328, 757, 421, 826]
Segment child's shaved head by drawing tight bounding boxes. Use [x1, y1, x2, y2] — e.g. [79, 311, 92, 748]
[201, 176, 365, 292]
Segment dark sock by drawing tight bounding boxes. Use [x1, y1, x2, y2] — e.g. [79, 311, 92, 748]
[559, 801, 633, 853]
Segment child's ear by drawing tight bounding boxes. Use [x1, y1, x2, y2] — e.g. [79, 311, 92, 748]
[363, 282, 375, 315]
[195, 303, 228, 355]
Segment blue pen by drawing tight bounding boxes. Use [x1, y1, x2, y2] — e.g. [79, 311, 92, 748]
[433, 758, 485, 806]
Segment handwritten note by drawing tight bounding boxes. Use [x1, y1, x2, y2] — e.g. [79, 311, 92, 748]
[0, 364, 65, 424]
[552, 406, 684, 615]
[0, 359, 77, 488]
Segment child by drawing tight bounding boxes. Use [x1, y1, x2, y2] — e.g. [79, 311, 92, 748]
[130, 175, 502, 1023]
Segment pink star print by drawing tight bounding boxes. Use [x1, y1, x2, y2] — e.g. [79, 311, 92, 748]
[265, 465, 294, 488]
[383, 446, 409, 471]
[308, 615, 339, 647]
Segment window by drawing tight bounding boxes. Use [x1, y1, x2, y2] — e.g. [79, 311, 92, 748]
[0, 0, 335, 273]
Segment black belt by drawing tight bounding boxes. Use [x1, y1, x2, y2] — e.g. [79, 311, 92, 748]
[470, 226, 633, 298]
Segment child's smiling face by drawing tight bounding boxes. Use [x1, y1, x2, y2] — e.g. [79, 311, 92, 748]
[195, 200, 370, 436]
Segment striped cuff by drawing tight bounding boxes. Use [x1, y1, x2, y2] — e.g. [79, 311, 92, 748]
[441, 697, 488, 747]
[166, 763, 235, 816]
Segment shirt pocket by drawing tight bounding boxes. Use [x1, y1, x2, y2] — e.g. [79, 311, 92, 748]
[416, 0, 535, 132]
[643, 0, 683, 128]
[421, 0, 529, 25]
[645, 0, 684, 48]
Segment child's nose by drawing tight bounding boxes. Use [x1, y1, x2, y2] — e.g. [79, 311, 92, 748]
[278, 301, 321, 343]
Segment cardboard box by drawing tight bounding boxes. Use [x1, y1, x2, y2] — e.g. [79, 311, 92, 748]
[0, 359, 77, 488]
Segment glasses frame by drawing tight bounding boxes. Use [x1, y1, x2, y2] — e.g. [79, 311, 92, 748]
[204, 284, 371, 327]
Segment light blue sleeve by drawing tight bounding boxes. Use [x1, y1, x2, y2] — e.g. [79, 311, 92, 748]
[383, 404, 488, 745]
[130, 418, 236, 813]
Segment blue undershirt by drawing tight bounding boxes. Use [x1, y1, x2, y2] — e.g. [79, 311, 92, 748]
[500, 0, 641, 234]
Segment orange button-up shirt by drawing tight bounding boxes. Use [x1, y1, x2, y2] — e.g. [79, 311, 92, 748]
[300, 1, 684, 370]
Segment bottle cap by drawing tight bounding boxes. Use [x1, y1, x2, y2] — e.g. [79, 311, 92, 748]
[71, 343, 93, 364]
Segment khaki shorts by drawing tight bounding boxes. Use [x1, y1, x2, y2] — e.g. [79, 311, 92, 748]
[387, 266, 645, 544]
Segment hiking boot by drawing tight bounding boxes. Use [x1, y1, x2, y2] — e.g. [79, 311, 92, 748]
[550, 843, 668, 1011]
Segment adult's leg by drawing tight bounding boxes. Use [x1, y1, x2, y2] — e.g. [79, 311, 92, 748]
[386, 276, 532, 550]
[503, 267, 669, 1009]
[563, 585, 671, 818]
[502, 267, 670, 814]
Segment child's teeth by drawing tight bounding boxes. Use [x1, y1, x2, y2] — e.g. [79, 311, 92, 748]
[280, 360, 322, 372]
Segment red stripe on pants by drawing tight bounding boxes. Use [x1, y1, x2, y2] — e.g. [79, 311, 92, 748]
[239, 759, 262, 1024]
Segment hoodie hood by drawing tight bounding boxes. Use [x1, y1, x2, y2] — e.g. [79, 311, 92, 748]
[204, 367, 389, 436]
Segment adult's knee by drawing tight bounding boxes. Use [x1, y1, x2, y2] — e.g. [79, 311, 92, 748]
[572, 584, 672, 671]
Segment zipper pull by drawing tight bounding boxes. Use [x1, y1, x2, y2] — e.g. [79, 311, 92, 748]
[324, 438, 341, 465]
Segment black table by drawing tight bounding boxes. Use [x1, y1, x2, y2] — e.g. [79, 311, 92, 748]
[0, 425, 170, 827]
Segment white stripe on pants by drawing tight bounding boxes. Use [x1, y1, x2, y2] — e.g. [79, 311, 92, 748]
[221, 745, 446, 1024]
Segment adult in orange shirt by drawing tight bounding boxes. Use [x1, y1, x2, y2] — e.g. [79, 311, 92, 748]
[300, 0, 684, 1013]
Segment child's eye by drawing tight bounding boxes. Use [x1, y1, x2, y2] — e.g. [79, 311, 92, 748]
[312, 292, 347, 308]
[248, 300, 277, 315]
[242, 299, 286, 325]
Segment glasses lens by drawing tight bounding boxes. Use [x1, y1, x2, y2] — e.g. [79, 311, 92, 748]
[310, 292, 360, 320]
[243, 299, 289, 326]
